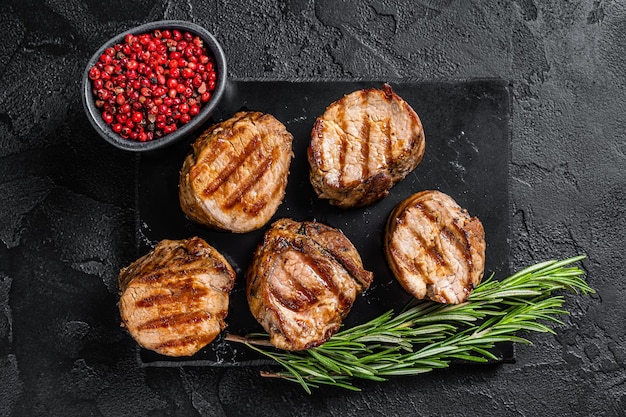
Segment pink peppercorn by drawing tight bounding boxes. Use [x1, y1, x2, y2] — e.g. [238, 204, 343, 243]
[89, 28, 217, 142]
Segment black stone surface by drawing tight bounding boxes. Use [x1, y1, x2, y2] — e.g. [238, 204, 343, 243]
[0, 1, 623, 416]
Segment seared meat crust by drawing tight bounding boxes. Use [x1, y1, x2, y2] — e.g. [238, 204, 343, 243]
[246, 218, 373, 351]
[308, 84, 425, 208]
[118, 237, 236, 357]
[179, 111, 293, 233]
[384, 190, 485, 304]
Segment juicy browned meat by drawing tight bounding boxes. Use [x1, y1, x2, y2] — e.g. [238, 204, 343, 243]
[308, 84, 425, 208]
[384, 190, 485, 304]
[179, 111, 293, 233]
[118, 237, 236, 357]
[246, 218, 373, 351]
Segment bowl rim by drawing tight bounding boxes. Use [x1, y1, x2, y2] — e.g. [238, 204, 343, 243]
[82, 20, 227, 152]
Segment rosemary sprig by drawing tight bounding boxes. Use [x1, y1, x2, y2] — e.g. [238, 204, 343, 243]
[226, 255, 594, 393]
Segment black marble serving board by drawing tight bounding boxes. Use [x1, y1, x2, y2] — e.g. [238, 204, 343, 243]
[136, 80, 512, 367]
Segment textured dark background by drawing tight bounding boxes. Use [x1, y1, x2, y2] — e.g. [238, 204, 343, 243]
[0, 0, 624, 416]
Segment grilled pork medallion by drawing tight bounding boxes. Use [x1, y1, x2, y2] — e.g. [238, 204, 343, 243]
[179, 111, 294, 233]
[385, 190, 486, 304]
[247, 218, 373, 351]
[308, 84, 425, 208]
[118, 237, 236, 357]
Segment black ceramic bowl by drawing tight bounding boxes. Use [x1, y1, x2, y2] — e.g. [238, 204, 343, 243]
[82, 20, 227, 152]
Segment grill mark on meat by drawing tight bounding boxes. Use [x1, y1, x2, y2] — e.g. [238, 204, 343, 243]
[427, 245, 446, 267]
[135, 293, 180, 308]
[411, 202, 448, 266]
[384, 116, 392, 168]
[338, 128, 348, 188]
[299, 251, 339, 296]
[134, 277, 213, 308]
[194, 137, 230, 179]
[413, 200, 474, 275]
[422, 196, 474, 273]
[413, 201, 436, 222]
[134, 267, 215, 284]
[137, 311, 212, 330]
[269, 270, 318, 312]
[442, 222, 474, 271]
[154, 334, 218, 351]
[279, 241, 350, 311]
[404, 219, 441, 281]
[274, 237, 341, 300]
[308, 237, 373, 289]
[223, 150, 273, 212]
[389, 243, 427, 280]
[135, 285, 210, 308]
[209, 259, 236, 276]
[332, 104, 346, 186]
[299, 220, 374, 290]
[360, 115, 371, 180]
[246, 199, 270, 218]
[202, 133, 261, 196]
[291, 234, 354, 310]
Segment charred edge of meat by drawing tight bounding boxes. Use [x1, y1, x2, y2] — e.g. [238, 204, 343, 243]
[299, 221, 373, 289]
[308, 119, 326, 170]
[293, 236, 345, 296]
[271, 219, 373, 290]
[247, 238, 284, 299]
[153, 334, 219, 352]
[382, 82, 393, 98]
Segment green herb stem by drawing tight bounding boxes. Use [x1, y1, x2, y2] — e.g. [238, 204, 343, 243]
[226, 256, 593, 393]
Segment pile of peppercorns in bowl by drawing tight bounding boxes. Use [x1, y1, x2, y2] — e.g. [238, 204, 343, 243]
[82, 20, 227, 152]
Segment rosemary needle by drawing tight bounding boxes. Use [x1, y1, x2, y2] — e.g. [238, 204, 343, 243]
[226, 256, 594, 393]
